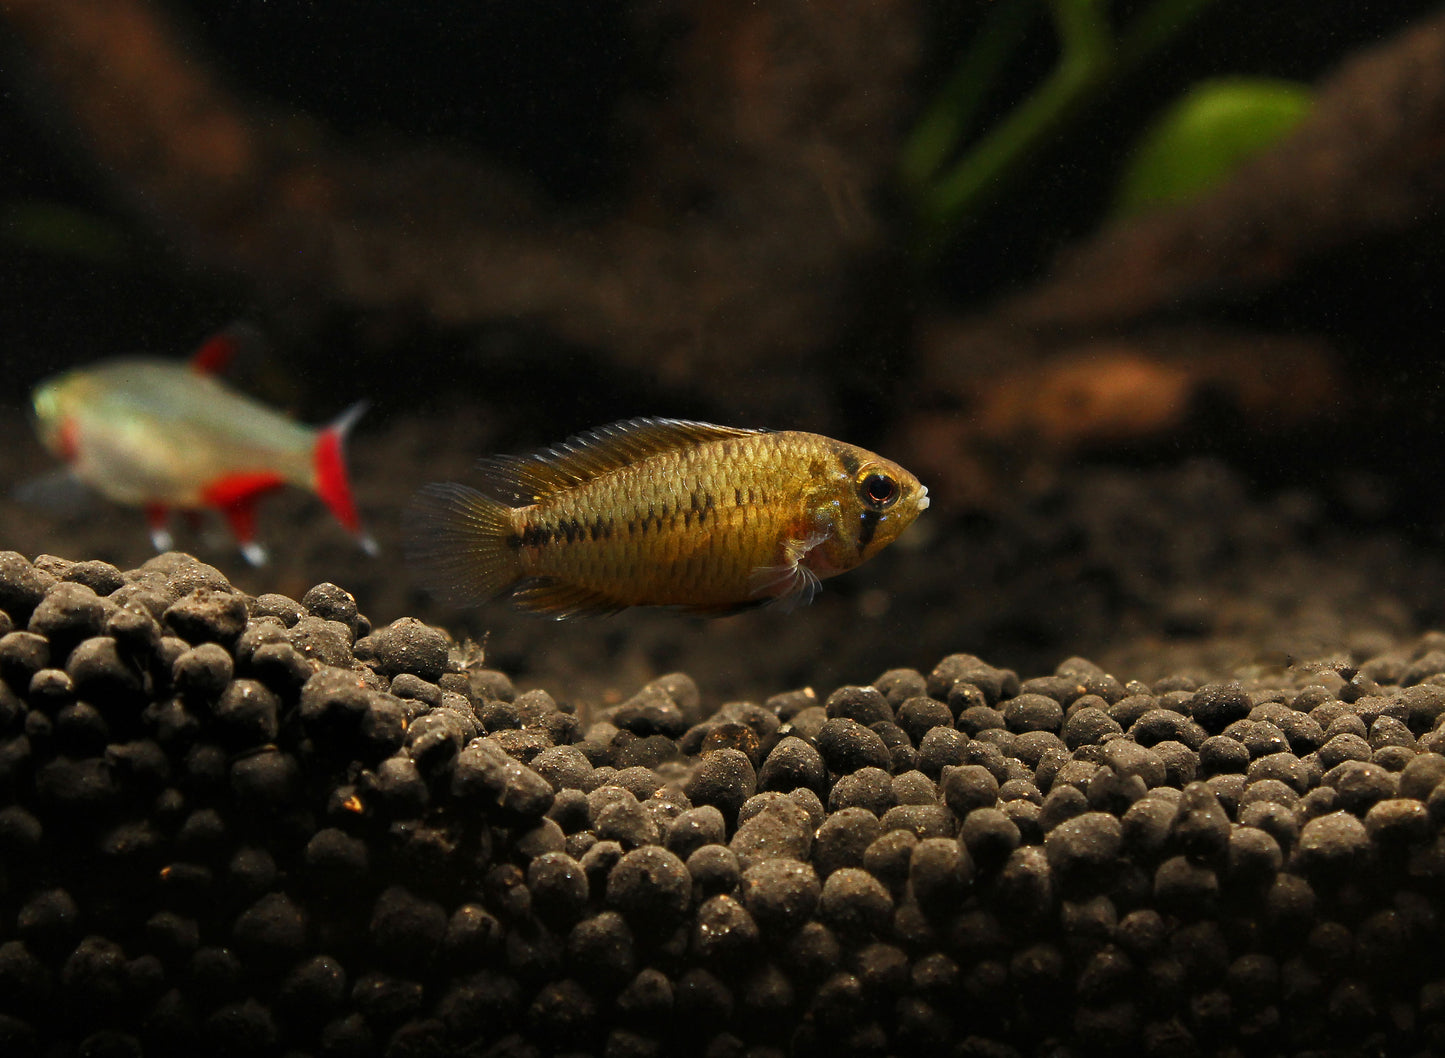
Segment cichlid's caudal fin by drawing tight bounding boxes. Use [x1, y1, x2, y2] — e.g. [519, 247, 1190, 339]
[474, 417, 765, 503]
[405, 483, 524, 607]
[314, 401, 378, 556]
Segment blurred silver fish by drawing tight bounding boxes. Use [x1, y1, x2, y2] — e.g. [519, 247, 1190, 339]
[30, 329, 376, 565]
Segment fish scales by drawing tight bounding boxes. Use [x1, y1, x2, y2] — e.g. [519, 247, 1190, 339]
[523, 434, 797, 606]
[406, 418, 929, 617]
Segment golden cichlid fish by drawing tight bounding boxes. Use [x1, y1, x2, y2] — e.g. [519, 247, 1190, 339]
[405, 417, 929, 617]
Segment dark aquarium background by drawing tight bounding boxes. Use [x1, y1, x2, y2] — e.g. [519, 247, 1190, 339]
[4, 4, 1445, 1056]
[4, 0, 1445, 702]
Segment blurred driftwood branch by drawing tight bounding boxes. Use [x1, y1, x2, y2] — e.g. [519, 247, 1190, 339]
[5, 1, 1445, 457]
[1, 0, 919, 416]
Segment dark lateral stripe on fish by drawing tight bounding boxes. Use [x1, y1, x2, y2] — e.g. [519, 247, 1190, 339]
[522, 517, 602, 547]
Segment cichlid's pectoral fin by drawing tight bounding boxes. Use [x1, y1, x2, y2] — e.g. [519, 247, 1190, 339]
[747, 534, 825, 612]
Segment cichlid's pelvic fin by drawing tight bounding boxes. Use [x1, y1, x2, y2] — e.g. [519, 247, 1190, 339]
[513, 579, 773, 620]
[475, 417, 764, 504]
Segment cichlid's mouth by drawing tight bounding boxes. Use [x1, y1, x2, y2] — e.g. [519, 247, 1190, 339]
[917, 485, 930, 511]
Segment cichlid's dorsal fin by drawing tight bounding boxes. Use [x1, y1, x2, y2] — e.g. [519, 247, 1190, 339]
[474, 417, 766, 504]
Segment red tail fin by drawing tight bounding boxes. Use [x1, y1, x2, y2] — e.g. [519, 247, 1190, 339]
[315, 402, 377, 554]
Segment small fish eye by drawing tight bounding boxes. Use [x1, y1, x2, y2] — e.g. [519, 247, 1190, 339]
[859, 471, 899, 510]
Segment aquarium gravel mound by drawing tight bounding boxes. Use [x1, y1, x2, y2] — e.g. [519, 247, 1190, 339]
[1, 552, 1444, 1058]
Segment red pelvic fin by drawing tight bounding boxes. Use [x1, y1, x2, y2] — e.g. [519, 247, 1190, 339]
[145, 503, 174, 553]
[315, 402, 376, 554]
[201, 472, 285, 557]
[221, 501, 259, 544]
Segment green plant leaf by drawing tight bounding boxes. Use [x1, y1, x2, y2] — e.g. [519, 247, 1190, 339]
[1115, 76, 1313, 217]
[903, 0, 1219, 256]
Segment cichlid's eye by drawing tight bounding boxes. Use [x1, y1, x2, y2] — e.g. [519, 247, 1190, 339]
[859, 471, 899, 511]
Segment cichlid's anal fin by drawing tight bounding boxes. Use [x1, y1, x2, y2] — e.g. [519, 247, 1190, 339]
[404, 482, 524, 607]
[475, 417, 765, 503]
[509, 578, 630, 620]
